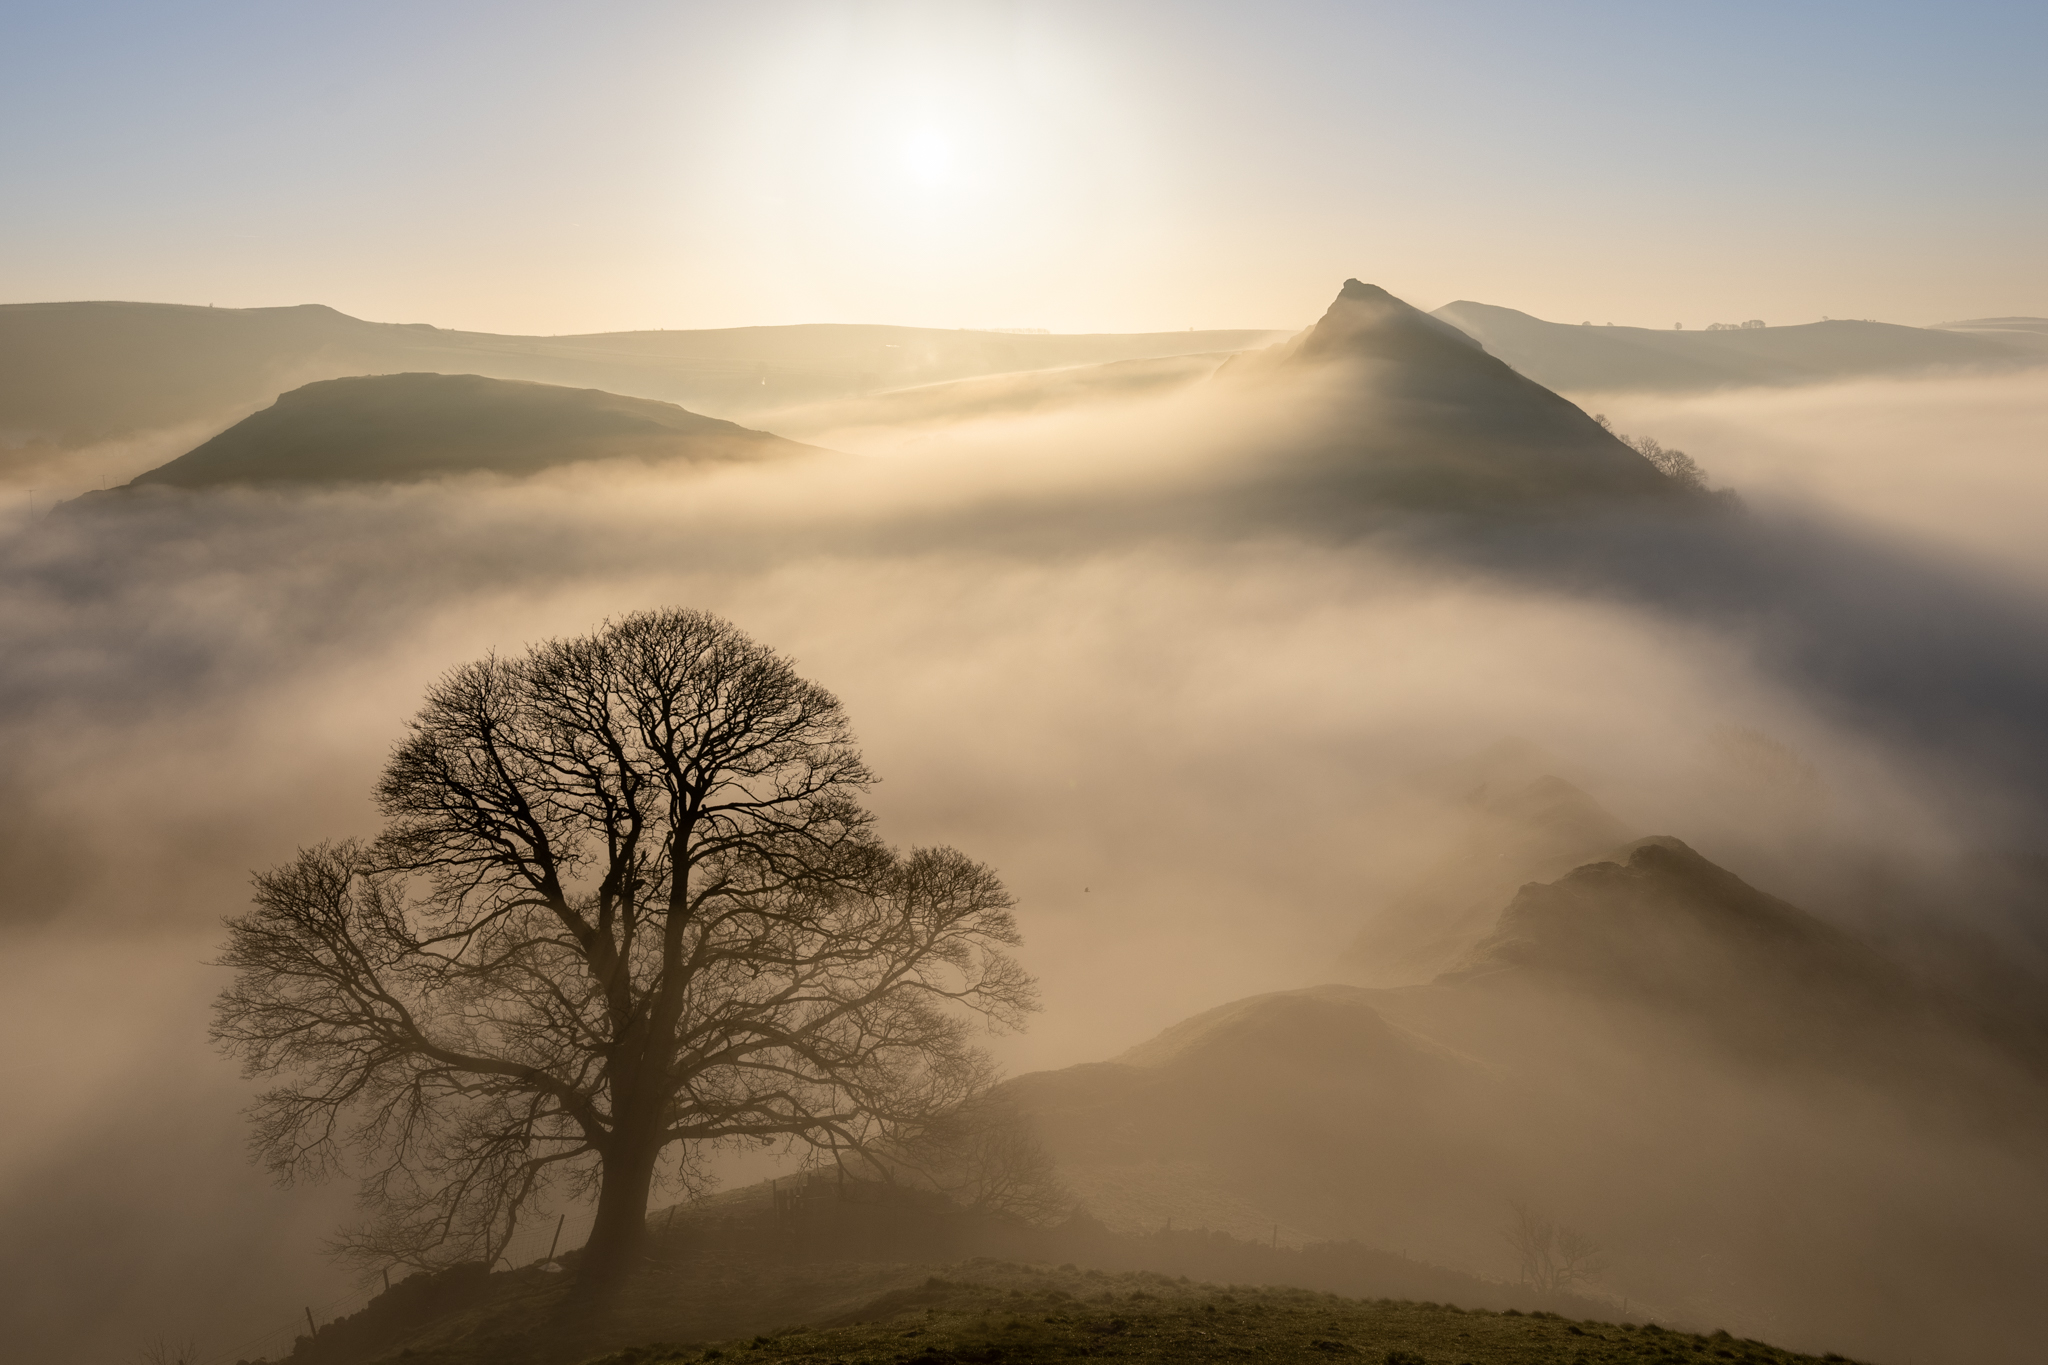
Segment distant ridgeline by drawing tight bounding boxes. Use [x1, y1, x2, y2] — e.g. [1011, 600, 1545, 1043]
[0, 298, 1285, 444]
[35, 279, 2040, 511]
[1431, 300, 2046, 393]
[63, 282, 1725, 514]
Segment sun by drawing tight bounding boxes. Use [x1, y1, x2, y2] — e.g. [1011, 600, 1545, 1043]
[899, 128, 956, 186]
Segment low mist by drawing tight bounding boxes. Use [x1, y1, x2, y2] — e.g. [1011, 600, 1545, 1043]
[3, 361, 2046, 1364]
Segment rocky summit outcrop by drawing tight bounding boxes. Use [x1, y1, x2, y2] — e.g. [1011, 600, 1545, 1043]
[92, 371, 820, 492]
[1222, 280, 1686, 509]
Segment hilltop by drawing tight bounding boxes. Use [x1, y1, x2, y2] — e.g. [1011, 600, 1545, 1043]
[256, 1182, 1618, 1365]
[1213, 280, 1687, 510]
[587, 1269, 1859, 1365]
[80, 372, 819, 493]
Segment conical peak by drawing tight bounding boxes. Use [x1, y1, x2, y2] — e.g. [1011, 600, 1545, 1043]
[1296, 279, 1484, 365]
[1338, 278, 1403, 306]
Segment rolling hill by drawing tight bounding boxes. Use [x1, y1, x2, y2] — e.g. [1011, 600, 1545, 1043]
[1430, 300, 2036, 394]
[0, 299, 1284, 449]
[1931, 315, 2048, 354]
[82, 372, 820, 492]
[994, 835, 2048, 1364]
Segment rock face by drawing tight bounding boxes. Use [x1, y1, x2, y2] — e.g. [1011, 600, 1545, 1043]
[1225, 280, 1685, 509]
[107, 372, 819, 489]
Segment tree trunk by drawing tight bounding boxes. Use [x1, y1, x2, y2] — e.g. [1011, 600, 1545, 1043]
[574, 1127, 663, 1298]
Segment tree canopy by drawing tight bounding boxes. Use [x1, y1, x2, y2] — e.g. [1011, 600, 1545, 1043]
[213, 608, 1035, 1286]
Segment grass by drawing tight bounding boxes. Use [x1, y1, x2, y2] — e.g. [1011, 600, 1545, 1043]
[575, 1267, 1859, 1365]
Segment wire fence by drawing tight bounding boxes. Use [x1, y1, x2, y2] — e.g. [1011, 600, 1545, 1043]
[193, 1207, 599, 1365]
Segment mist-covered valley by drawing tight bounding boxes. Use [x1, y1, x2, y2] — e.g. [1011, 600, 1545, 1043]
[3, 279, 2048, 1365]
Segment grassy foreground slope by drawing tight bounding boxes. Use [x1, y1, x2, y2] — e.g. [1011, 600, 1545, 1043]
[267, 1183, 1624, 1365]
[582, 1268, 1859, 1365]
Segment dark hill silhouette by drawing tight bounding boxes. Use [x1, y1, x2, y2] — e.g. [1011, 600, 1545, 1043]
[994, 839, 2048, 1364]
[1431, 300, 2036, 393]
[0, 298, 1284, 447]
[1444, 836, 1889, 999]
[92, 372, 818, 491]
[1221, 281, 1687, 508]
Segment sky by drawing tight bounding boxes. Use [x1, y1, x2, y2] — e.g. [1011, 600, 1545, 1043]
[3, 0, 2045, 335]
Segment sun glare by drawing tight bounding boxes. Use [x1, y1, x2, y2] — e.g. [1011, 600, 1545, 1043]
[900, 128, 956, 186]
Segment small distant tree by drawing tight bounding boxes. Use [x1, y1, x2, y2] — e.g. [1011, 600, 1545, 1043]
[867, 1094, 1072, 1224]
[1590, 415, 1713, 493]
[1505, 1201, 1607, 1297]
[213, 608, 1037, 1293]
[1622, 434, 1709, 492]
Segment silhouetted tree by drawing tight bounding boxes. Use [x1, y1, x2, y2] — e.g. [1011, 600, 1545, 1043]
[1622, 434, 1709, 492]
[213, 609, 1035, 1292]
[1591, 416, 1712, 493]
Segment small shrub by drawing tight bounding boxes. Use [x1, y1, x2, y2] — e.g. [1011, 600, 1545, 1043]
[1384, 1352, 1427, 1365]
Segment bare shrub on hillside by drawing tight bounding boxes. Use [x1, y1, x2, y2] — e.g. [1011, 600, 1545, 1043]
[1504, 1201, 1607, 1296]
[856, 1095, 1072, 1225]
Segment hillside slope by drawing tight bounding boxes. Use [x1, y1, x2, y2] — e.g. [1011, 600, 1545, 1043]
[1219, 281, 1687, 509]
[997, 839, 2048, 1364]
[594, 1271, 1857, 1365]
[258, 1187, 1615, 1365]
[1431, 300, 2034, 393]
[90, 372, 818, 491]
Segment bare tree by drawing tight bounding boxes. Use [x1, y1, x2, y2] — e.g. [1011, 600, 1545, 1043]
[1590, 416, 1712, 493]
[213, 608, 1036, 1292]
[866, 1094, 1072, 1225]
[1505, 1201, 1607, 1297]
[1622, 434, 1709, 493]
